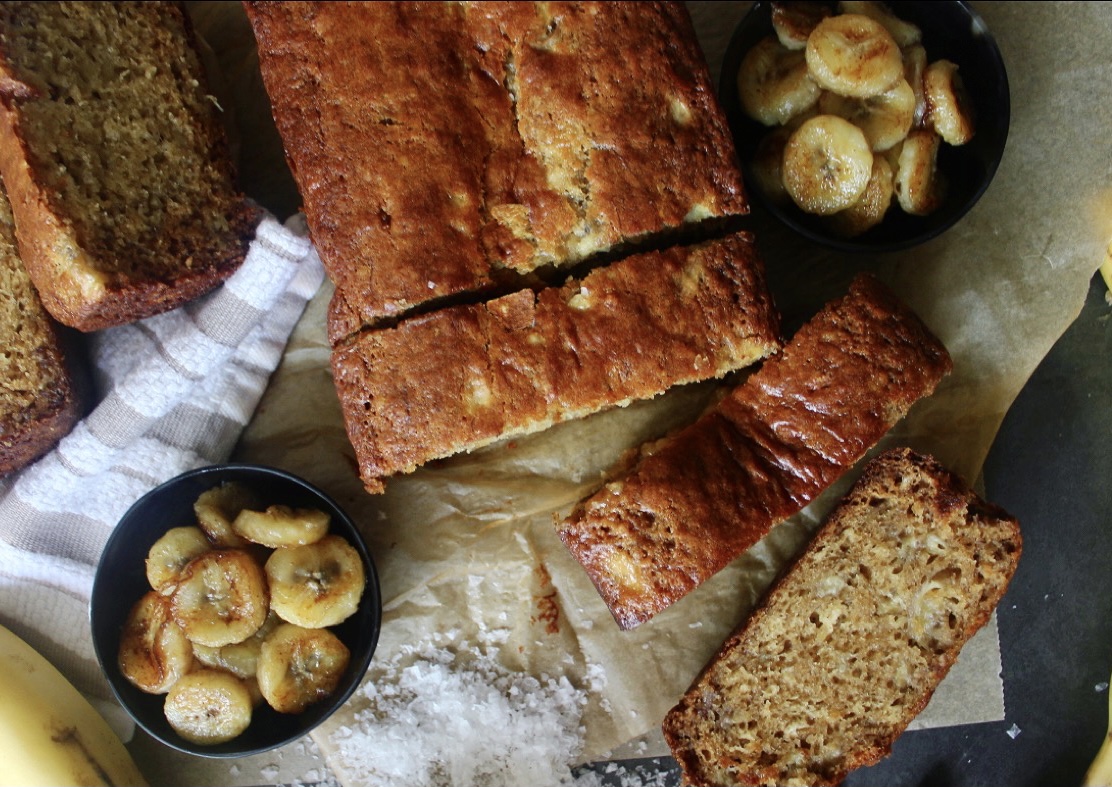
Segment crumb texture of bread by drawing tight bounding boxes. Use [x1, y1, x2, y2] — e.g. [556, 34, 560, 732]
[557, 274, 954, 629]
[244, 1, 747, 344]
[661, 448, 1022, 787]
[0, 1, 261, 331]
[0, 183, 83, 475]
[331, 231, 780, 494]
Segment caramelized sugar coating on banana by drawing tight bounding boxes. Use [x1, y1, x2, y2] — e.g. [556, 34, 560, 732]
[145, 525, 211, 592]
[257, 623, 351, 714]
[266, 534, 365, 629]
[170, 549, 270, 648]
[118, 591, 194, 694]
[232, 505, 331, 549]
[164, 668, 254, 745]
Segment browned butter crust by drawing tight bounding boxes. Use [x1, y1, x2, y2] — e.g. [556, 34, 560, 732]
[661, 448, 1022, 787]
[331, 231, 780, 494]
[556, 274, 953, 630]
[244, 1, 749, 345]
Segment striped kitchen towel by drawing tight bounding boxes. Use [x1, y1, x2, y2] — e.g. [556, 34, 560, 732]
[0, 212, 324, 712]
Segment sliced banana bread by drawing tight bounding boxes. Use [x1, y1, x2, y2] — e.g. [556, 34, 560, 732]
[0, 182, 84, 475]
[331, 231, 780, 494]
[244, 1, 748, 344]
[0, 1, 261, 331]
[556, 274, 952, 629]
[662, 448, 1022, 787]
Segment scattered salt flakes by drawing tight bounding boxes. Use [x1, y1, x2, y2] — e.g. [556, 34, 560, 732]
[688, 621, 703, 629]
[1007, 724, 1021, 739]
[228, 765, 240, 777]
[572, 759, 676, 787]
[1097, 682, 1109, 693]
[259, 765, 281, 782]
[330, 637, 594, 787]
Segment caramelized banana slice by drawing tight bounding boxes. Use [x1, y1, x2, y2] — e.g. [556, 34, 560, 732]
[738, 36, 822, 126]
[194, 482, 260, 548]
[782, 114, 874, 215]
[192, 612, 281, 680]
[266, 535, 365, 628]
[257, 623, 351, 714]
[164, 669, 253, 745]
[826, 154, 895, 237]
[233, 505, 331, 549]
[771, 2, 832, 50]
[171, 550, 269, 647]
[818, 77, 915, 151]
[805, 13, 903, 98]
[145, 526, 211, 592]
[894, 129, 946, 215]
[924, 59, 975, 145]
[902, 44, 929, 128]
[118, 591, 194, 694]
[837, 1, 922, 47]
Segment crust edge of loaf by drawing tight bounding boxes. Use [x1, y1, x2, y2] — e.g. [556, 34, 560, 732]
[661, 447, 1022, 787]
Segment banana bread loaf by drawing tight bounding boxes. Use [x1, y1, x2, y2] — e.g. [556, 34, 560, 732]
[0, 182, 84, 475]
[331, 231, 780, 494]
[662, 448, 1022, 787]
[244, 1, 748, 345]
[0, 1, 261, 332]
[556, 274, 952, 629]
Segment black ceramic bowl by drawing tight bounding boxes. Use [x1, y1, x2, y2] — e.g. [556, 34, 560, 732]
[90, 464, 382, 758]
[720, 1, 1009, 252]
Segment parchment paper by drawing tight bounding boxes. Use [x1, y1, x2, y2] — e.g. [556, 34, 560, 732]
[178, 1, 1112, 781]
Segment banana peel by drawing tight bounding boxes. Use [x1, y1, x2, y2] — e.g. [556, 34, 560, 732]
[1100, 246, 1112, 297]
[0, 622, 147, 786]
[1085, 671, 1112, 786]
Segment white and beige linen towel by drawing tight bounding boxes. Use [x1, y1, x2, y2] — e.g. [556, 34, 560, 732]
[0, 213, 324, 715]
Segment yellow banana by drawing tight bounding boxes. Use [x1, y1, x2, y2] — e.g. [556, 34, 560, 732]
[1084, 673, 1112, 786]
[1100, 242, 1112, 296]
[0, 622, 147, 786]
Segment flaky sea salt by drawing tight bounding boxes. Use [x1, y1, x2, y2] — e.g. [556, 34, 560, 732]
[330, 634, 596, 786]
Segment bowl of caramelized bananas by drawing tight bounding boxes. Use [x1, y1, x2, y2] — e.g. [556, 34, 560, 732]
[90, 464, 381, 757]
[721, 1, 1009, 252]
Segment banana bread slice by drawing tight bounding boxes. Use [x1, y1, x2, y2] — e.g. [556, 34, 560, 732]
[331, 231, 780, 494]
[662, 448, 1022, 787]
[0, 181, 84, 475]
[244, 1, 748, 344]
[556, 274, 952, 629]
[0, 1, 261, 332]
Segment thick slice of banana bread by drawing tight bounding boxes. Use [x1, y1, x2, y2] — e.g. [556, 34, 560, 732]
[0, 182, 84, 475]
[331, 231, 780, 494]
[556, 274, 953, 629]
[0, 1, 261, 332]
[244, 1, 748, 344]
[662, 448, 1022, 787]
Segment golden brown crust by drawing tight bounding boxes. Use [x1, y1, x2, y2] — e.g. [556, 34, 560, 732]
[244, 1, 748, 345]
[0, 2, 261, 332]
[0, 329, 85, 477]
[0, 184, 86, 476]
[556, 274, 953, 629]
[661, 448, 1022, 787]
[331, 231, 780, 494]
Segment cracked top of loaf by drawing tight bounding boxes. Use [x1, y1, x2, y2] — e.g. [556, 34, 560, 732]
[245, 1, 749, 344]
[331, 230, 780, 494]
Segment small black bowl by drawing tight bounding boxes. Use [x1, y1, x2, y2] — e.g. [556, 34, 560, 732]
[720, 1, 1010, 253]
[90, 464, 382, 758]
